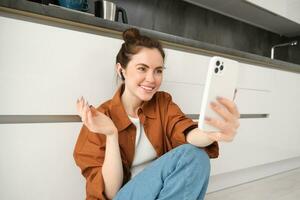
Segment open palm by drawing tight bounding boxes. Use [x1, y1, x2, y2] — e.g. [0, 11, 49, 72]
[77, 97, 117, 136]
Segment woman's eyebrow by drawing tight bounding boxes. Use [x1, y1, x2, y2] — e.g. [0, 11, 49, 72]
[136, 63, 150, 68]
[136, 63, 165, 69]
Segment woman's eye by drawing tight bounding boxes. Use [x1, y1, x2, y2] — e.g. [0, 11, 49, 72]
[137, 67, 146, 72]
[156, 69, 163, 74]
[155, 69, 163, 74]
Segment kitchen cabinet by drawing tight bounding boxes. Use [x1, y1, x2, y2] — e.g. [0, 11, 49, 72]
[0, 14, 120, 114]
[161, 48, 275, 172]
[1, 8, 299, 197]
[208, 67, 300, 192]
[162, 48, 273, 115]
[159, 46, 300, 193]
[269, 69, 300, 157]
[235, 63, 273, 114]
[0, 123, 85, 200]
[163, 49, 210, 84]
[4, 13, 273, 117]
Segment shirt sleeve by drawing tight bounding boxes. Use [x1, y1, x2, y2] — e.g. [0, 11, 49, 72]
[73, 125, 108, 200]
[164, 93, 219, 158]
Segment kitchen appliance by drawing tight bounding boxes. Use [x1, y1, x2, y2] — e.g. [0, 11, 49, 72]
[95, 0, 128, 24]
[58, 0, 88, 12]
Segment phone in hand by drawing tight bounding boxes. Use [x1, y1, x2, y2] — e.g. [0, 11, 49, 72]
[198, 56, 239, 132]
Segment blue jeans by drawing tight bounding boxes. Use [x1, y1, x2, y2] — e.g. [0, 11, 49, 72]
[113, 144, 211, 200]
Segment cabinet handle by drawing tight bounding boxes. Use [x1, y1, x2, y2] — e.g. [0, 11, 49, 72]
[186, 114, 269, 120]
[0, 113, 269, 124]
[0, 115, 81, 124]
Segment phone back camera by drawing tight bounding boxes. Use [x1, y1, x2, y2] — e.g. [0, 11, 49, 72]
[220, 65, 224, 71]
[214, 67, 219, 73]
[216, 61, 220, 66]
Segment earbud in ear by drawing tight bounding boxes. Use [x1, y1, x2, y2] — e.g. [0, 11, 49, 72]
[119, 70, 125, 81]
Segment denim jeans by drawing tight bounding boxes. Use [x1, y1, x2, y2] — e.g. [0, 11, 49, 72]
[113, 144, 211, 200]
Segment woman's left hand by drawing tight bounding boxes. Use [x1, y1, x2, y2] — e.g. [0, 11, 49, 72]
[204, 97, 240, 142]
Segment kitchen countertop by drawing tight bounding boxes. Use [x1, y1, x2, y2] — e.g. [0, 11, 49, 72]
[1, 0, 300, 73]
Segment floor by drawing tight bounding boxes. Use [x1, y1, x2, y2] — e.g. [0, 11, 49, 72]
[205, 168, 300, 200]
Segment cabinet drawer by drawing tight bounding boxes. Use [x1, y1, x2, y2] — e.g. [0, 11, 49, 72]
[235, 88, 271, 114]
[161, 82, 271, 116]
[237, 63, 274, 91]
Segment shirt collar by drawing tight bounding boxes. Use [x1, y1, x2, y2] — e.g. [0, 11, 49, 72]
[110, 84, 157, 132]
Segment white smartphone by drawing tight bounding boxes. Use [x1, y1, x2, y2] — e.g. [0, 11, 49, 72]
[198, 56, 239, 132]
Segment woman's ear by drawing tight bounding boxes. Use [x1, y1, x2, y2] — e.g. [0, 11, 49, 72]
[116, 63, 125, 81]
[119, 70, 125, 81]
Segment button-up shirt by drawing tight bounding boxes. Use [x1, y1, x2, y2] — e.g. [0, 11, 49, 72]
[73, 84, 219, 200]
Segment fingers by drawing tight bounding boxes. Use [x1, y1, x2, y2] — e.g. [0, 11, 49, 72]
[216, 97, 240, 118]
[205, 117, 237, 142]
[81, 103, 97, 133]
[77, 96, 92, 122]
[76, 96, 84, 114]
[209, 101, 240, 129]
[85, 108, 92, 127]
[82, 101, 89, 122]
[89, 105, 99, 116]
[205, 117, 233, 133]
[210, 101, 234, 122]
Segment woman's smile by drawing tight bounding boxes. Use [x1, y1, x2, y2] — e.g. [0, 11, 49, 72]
[139, 84, 155, 92]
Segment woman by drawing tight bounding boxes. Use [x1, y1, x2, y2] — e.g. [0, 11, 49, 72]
[74, 28, 240, 200]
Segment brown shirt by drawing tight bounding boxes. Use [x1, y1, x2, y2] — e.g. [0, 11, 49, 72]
[73, 84, 219, 200]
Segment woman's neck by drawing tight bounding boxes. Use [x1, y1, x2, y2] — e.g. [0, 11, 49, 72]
[121, 88, 142, 118]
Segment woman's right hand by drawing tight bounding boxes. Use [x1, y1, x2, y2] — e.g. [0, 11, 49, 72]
[76, 97, 118, 136]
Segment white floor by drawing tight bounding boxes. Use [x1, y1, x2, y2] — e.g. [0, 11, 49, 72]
[205, 168, 300, 200]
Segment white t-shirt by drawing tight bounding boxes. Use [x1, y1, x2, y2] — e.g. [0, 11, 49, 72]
[128, 116, 157, 178]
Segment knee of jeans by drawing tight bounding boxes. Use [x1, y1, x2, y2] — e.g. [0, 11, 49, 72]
[180, 144, 210, 170]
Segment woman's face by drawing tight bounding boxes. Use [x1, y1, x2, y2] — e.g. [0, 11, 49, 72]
[120, 47, 164, 102]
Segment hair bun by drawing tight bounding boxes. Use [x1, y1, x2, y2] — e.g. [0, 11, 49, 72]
[123, 28, 140, 42]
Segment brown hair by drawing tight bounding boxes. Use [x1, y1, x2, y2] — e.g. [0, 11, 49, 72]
[116, 28, 165, 70]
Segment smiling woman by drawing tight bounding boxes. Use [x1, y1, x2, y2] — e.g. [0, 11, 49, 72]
[117, 47, 164, 110]
[73, 28, 240, 200]
[115, 29, 165, 115]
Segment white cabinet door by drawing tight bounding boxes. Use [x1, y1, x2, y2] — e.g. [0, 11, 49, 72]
[163, 48, 210, 84]
[0, 123, 85, 200]
[210, 117, 274, 175]
[0, 14, 121, 114]
[268, 69, 300, 158]
[236, 63, 274, 114]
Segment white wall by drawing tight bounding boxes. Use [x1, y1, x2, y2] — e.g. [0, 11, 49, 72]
[1, 11, 300, 199]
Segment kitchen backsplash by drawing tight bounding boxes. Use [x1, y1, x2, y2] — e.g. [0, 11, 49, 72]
[108, 0, 299, 65]
[35, 0, 299, 64]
